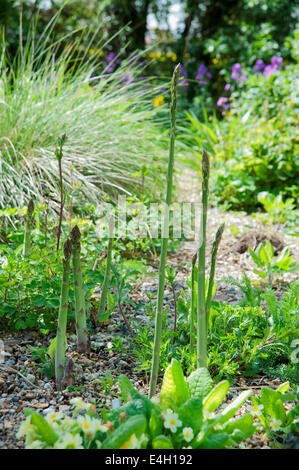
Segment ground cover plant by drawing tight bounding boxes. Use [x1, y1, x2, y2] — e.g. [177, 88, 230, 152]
[0, 3, 298, 452]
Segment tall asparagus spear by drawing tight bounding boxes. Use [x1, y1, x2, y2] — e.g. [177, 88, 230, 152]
[70, 225, 88, 353]
[197, 150, 209, 368]
[55, 238, 72, 391]
[149, 64, 180, 398]
[190, 251, 197, 355]
[23, 198, 34, 256]
[206, 223, 225, 326]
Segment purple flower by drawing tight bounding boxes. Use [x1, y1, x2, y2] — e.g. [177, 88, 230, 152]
[199, 80, 207, 85]
[254, 59, 265, 73]
[179, 64, 188, 77]
[271, 56, 282, 68]
[196, 64, 207, 80]
[231, 63, 246, 82]
[224, 83, 231, 91]
[263, 64, 277, 76]
[129, 54, 137, 65]
[106, 52, 116, 63]
[224, 103, 231, 110]
[206, 72, 213, 79]
[217, 97, 228, 107]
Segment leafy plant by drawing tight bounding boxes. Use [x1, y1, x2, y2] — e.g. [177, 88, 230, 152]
[17, 359, 256, 449]
[256, 191, 297, 225]
[249, 240, 298, 285]
[250, 382, 299, 448]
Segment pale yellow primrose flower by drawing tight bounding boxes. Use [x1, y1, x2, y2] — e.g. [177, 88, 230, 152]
[27, 440, 45, 449]
[183, 427, 194, 443]
[16, 416, 34, 438]
[120, 434, 140, 449]
[249, 404, 264, 417]
[70, 397, 92, 411]
[45, 412, 63, 424]
[54, 432, 84, 449]
[270, 418, 282, 432]
[163, 410, 182, 433]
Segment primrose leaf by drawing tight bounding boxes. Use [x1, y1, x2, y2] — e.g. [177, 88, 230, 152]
[118, 374, 138, 402]
[101, 414, 146, 449]
[160, 358, 190, 407]
[178, 397, 203, 433]
[25, 410, 58, 446]
[203, 380, 230, 413]
[187, 367, 213, 400]
[152, 435, 174, 449]
[219, 390, 252, 424]
[260, 387, 286, 424]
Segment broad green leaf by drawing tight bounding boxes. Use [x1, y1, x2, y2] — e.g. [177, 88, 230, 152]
[222, 413, 256, 443]
[219, 390, 252, 424]
[197, 433, 229, 449]
[118, 374, 138, 402]
[149, 409, 162, 439]
[101, 415, 146, 449]
[260, 388, 286, 424]
[179, 398, 203, 433]
[24, 410, 58, 446]
[187, 367, 213, 400]
[253, 268, 267, 279]
[277, 382, 290, 394]
[203, 380, 230, 413]
[160, 359, 190, 407]
[152, 435, 174, 449]
[259, 244, 271, 266]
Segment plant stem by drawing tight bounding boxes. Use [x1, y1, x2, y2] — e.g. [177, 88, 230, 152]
[197, 149, 209, 368]
[55, 238, 72, 391]
[70, 225, 88, 353]
[206, 223, 225, 327]
[23, 198, 34, 256]
[98, 236, 113, 322]
[190, 251, 197, 355]
[149, 64, 180, 398]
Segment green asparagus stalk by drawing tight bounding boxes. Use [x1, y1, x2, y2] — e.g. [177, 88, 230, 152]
[197, 150, 210, 368]
[206, 223, 225, 326]
[190, 252, 197, 355]
[23, 199, 34, 256]
[98, 236, 113, 322]
[55, 238, 72, 391]
[70, 225, 88, 353]
[149, 64, 180, 398]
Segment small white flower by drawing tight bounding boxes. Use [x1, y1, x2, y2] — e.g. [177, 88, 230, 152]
[70, 397, 91, 411]
[249, 404, 264, 417]
[120, 434, 140, 449]
[163, 411, 182, 433]
[17, 416, 34, 439]
[270, 418, 282, 432]
[183, 427, 194, 443]
[203, 409, 214, 419]
[45, 412, 63, 424]
[182, 446, 192, 449]
[27, 440, 45, 449]
[77, 415, 97, 435]
[54, 432, 84, 449]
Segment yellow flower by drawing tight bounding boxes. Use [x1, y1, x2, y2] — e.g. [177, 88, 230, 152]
[88, 48, 95, 55]
[153, 96, 164, 107]
[212, 58, 219, 64]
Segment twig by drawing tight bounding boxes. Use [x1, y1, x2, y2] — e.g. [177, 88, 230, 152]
[0, 365, 39, 389]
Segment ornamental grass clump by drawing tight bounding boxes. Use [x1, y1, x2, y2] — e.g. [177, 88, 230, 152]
[70, 225, 88, 353]
[0, 19, 167, 211]
[55, 238, 72, 391]
[149, 64, 180, 398]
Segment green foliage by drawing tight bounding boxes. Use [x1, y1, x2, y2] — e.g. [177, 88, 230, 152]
[17, 359, 256, 449]
[251, 383, 299, 448]
[256, 191, 297, 226]
[248, 240, 298, 285]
